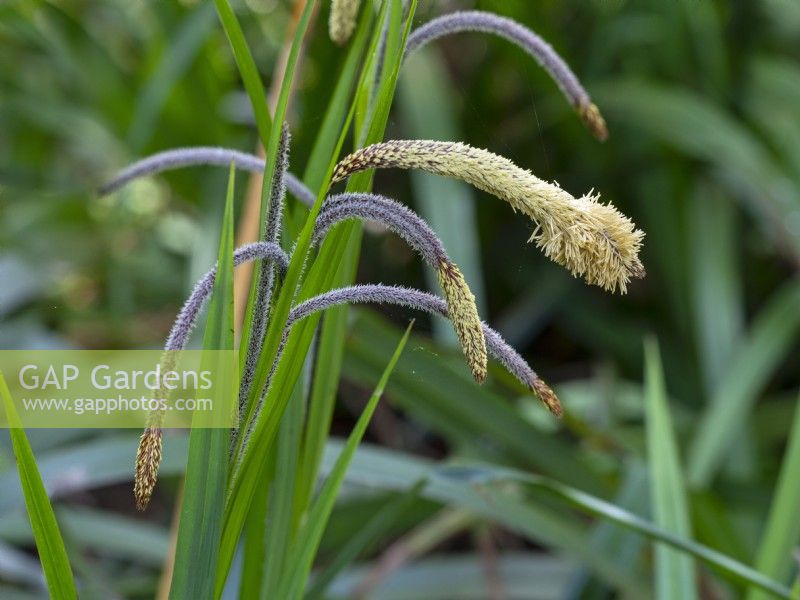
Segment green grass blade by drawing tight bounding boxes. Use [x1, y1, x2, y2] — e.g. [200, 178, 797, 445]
[304, 481, 426, 600]
[300, 4, 373, 193]
[689, 184, 743, 395]
[234, 0, 318, 463]
[747, 395, 800, 600]
[218, 1, 405, 582]
[292, 0, 416, 516]
[276, 321, 414, 599]
[238, 468, 270, 599]
[568, 460, 650, 597]
[294, 304, 349, 520]
[285, 4, 373, 235]
[259, 375, 306, 596]
[324, 444, 792, 599]
[212, 0, 272, 144]
[0, 373, 77, 600]
[236, 0, 317, 394]
[688, 279, 800, 488]
[128, 2, 217, 151]
[324, 443, 648, 596]
[644, 338, 698, 600]
[292, 0, 408, 526]
[168, 164, 236, 598]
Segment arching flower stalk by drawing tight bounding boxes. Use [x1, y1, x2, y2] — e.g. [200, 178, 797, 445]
[329, 0, 362, 45]
[332, 140, 645, 293]
[405, 11, 607, 141]
[314, 193, 487, 383]
[98, 146, 316, 208]
[133, 241, 289, 511]
[234, 282, 562, 472]
[285, 285, 562, 416]
[240, 124, 291, 403]
[163, 243, 289, 353]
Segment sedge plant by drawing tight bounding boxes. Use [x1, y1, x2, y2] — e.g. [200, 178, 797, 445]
[70, 2, 792, 599]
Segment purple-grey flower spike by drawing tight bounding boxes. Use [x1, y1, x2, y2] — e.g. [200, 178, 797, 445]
[314, 193, 447, 266]
[240, 125, 291, 402]
[314, 193, 487, 383]
[164, 242, 289, 352]
[405, 11, 607, 141]
[286, 284, 562, 416]
[235, 282, 560, 472]
[98, 146, 316, 207]
[134, 241, 288, 512]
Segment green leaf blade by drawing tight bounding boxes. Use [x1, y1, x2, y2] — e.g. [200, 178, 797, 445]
[0, 373, 77, 600]
[747, 395, 800, 600]
[277, 320, 415, 599]
[644, 338, 698, 600]
[212, 0, 272, 145]
[168, 164, 237, 599]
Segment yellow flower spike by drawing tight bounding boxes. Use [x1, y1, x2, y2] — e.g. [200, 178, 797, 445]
[329, 0, 361, 45]
[134, 426, 162, 511]
[333, 140, 645, 293]
[436, 259, 487, 383]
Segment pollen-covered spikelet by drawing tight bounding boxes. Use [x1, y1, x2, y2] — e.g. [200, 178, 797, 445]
[134, 426, 162, 511]
[531, 377, 563, 418]
[578, 103, 608, 142]
[332, 140, 644, 293]
[436, 259, 487, 383]
[329, 0, 361, 45]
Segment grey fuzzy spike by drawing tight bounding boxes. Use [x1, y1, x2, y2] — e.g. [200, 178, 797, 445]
[406, 11, 588, 107]
[283, 284, 545, 395]
[314, 193, 447, 266]
[163, 242, 289, 352]
[98, 146, 316, 207]
[240, 125, 292, 403]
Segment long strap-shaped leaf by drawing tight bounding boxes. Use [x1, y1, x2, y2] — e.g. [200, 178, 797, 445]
[644, 339, 698, 600]
[746, 394, 800, 600]
[320, 443, 793, 599]
[0, 373, 77, 599]
[276, 320, 413, 598]
[169, 164, 237, 598]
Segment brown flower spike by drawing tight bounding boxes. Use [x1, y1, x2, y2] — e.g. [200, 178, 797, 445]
[333, 140, 644, 293]
[436, 259, 487, 383]
[134, 426, 162, 511]
[578, 103, 608, 142]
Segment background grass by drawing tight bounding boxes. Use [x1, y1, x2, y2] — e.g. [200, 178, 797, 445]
[1, 0, 800, 598]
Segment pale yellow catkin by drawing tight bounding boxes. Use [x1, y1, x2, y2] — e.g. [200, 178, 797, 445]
[436, 259, 487, 383]
[329, 0, 361, 45]
[134, 427, 162, 511]
[333, 140, 644, 293]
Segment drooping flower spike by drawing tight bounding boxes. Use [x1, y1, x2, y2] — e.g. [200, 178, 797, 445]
[315, 193, 487, 383]
[329, 0, 362, 45]
[332, 140, 645, 293]
[285, 284, 562, 417]
[98, 146, 316, 208]
[164, 242, 289, 353]
[405, 11, 607, 141]
[134, 241, 288, 511]
[235, 282, 562, 470]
